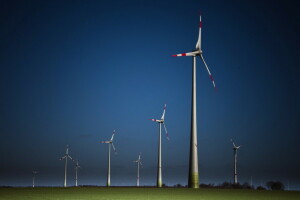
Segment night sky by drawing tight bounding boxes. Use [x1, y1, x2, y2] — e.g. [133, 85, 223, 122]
[0, 0, 299, 190]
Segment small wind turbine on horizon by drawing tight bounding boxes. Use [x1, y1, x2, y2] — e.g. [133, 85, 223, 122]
[231, 139, 241, 184]
[100, 130, 117, 187]
[32, 171, 38, 188]
[133, 152, 142, 187]
[172, 14, 216, 188]
[149, 104, 169, 188]
[75, 160, 81, 187]
[59, 145, 74, 188]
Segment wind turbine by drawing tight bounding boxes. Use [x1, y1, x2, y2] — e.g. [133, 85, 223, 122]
[32, 171, 38, 188]
[172, 14, 216, 188]
[231, 139, 241, 184]
[59, 145, 74, 188]
[133, 153, 142, 187]
[150, 104, 169, 188]
[75, 160, 81, 187]
[101, 130, 117, 187]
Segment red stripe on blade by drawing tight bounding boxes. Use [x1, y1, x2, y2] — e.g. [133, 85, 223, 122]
[182, 53, 186, 56]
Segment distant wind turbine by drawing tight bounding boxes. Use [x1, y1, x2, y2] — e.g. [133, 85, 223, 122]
[59, 145, 74, 187]
[133, 153, 142, 187]
[231, 139, 241, 184]
[101, 130, 117, 187]
[75, 160, 81, 187]
[32, 171, 38, 188]
[150, 104, 169, 187]
[172, 14, 216, 188]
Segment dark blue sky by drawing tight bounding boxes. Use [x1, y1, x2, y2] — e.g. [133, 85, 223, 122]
[0, 0, 299, 189]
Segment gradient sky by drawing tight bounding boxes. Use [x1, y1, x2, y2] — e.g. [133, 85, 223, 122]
[0, 0, 299, 190]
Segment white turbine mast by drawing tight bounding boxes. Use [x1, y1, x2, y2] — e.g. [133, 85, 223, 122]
[133, 152, 143, 187]
[75, 160, 81, 187]
[231, 139, 241, 184]
[32, 171, 38, 188]
[149, 104, 169, 188]
[59, 145, 74, 188]
[100, 130, 117, 187]
[172, 14, 216, 188]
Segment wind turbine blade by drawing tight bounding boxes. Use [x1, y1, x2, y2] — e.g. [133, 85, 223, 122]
[68, 155, 74, 161]
[196, 14, 202, 50]
[230, 139, 237, 148]
[172, 52, 196, 57]
[163, 123, 170, 140]
[149, 119, 158, 122]
[200, 54, 216, 88]
[140, 161, 143, 166]
[161, 104, 166, 120]
[110, 130, 116, 141]
[111, 143, 116, 153]
[59, 156, 66, 160]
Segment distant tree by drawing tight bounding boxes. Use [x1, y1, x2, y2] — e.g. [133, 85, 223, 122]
[232, 183, 242, 189]
[199, 183, 215, 188]
[221, 182, 232, 188]
[242, 182, 252, 189]
[256, 186, 266, 190]
[266, 181, 284, 190]
[162, 183, 167, 187]
[174, 183, 182, 188]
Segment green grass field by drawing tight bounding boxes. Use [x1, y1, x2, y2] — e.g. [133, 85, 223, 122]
[0, 187, 299, 200]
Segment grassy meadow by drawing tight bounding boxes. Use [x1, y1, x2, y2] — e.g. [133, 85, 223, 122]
[0, 187, 299, 200]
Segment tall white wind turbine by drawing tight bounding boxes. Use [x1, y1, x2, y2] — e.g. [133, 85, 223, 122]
[133, 153, 142, 187]
[59, 145, 74, 188]
[75, 160, 81, 187]
[172, 15, 216, 188]
[231, 139, 241, 184]
[101, 130, 117, 187]
[150, 104, 169, 187]
[32, 171, 38, 188]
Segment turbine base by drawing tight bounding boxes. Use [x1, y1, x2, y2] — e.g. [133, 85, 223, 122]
[188, 173, 199, 188]
[157, 180, 162, 188]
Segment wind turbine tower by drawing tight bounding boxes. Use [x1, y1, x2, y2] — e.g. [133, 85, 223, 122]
[32, 171, 38, 188]
[133, 153, 143, 187]
[172, 15, 216, 188]
[231, 139, 241, 184]
[101, 130, 117, 187]
[150, 104, 169, 188]
[59, 145, 74, 187]
[75, 160, 81, 187]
